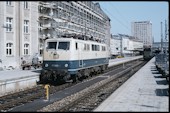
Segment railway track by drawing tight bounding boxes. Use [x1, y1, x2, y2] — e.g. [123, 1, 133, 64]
[67, 60, 147, 111]
[39, 59, 146, 111]
[0, 58, 146, 112]
[0, 82, 72, 111]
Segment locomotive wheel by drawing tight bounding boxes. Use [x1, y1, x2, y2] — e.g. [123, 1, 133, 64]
[101, 65, 105, 73]
[39, 70, 51, 84]
[89, 68, 95, 76]
[84, 69, 90, 78]
[71, 74, 78, 83]
[40, 71, 46, 81]
[77, 71, 84, 81]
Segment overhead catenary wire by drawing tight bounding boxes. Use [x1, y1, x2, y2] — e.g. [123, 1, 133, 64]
[108, 3, 130, 26]
[99, 2, 131, 34]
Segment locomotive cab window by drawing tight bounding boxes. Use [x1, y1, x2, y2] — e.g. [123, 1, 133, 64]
[92, 44, 100, 51]
[47, 42, 57, 50]
[102, 46, 106, 51]
[58, 42, 70, 50]
[75, 42, 78, 50]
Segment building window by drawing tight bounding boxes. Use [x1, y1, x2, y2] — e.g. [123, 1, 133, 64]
[24, 43, 29, 55]
[6, 43, 13, 56]
[102, 46, 106, 51]
[24, 20, 29, 33]
[84, 44, 90, 51]
[24, 1, 28, 9]
[6, 1, 12, 5]
[38, 23, 42, 32]
[92, 44, 100, 51]
[6, 17, 12, 32]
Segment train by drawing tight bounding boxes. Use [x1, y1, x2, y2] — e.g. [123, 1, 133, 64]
[38, 34, 110, 84]
[143, 47, 153, 61]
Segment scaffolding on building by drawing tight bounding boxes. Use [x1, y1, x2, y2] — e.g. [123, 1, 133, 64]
[38, 1, 110, 55]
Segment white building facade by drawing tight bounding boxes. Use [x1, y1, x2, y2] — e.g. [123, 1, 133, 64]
[110, 35, 121, 56]
[131, 21, 152, 47]
[110, 34, 143, 57]
[38, 1, 111, 55]
[0, 1, 39, 69]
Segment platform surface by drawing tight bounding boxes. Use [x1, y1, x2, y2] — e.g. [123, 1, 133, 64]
[0, 56, 142, 81]
[0, 69, 41, 81]
[94, 57, 169, 112]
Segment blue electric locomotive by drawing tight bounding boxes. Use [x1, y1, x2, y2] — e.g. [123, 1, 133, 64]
[38, 34, 110, 84]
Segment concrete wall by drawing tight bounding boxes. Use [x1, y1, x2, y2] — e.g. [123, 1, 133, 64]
[0, 75, 39, 97]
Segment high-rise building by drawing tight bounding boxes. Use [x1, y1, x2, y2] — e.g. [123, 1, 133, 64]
[0, 1, 39, 69]
[131, 21, 152, 47]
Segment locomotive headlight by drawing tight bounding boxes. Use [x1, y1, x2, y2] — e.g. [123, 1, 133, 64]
[45, 63, 48, 67]
[65, 64, 68, 67]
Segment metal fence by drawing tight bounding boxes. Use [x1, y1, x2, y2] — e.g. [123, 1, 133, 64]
[155, 53, 169, 80]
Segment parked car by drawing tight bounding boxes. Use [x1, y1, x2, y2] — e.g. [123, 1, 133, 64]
[21, 53, 43, 70]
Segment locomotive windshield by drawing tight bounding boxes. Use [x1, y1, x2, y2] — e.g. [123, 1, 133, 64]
[47, 42, 57, 49]
[46, 41, 70, 50]
[58, 42, 70, 50]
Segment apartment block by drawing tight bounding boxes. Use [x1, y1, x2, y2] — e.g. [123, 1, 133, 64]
[131, 21, 152, 47]
[0, 1, 39, 69]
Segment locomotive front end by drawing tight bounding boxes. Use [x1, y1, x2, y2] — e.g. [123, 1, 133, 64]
[38, 38, 73, 84]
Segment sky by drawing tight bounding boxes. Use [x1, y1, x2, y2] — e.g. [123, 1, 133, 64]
[99, 1, 169, 42]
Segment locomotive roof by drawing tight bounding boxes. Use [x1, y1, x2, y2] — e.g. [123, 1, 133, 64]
[46, 33, 106, 44]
